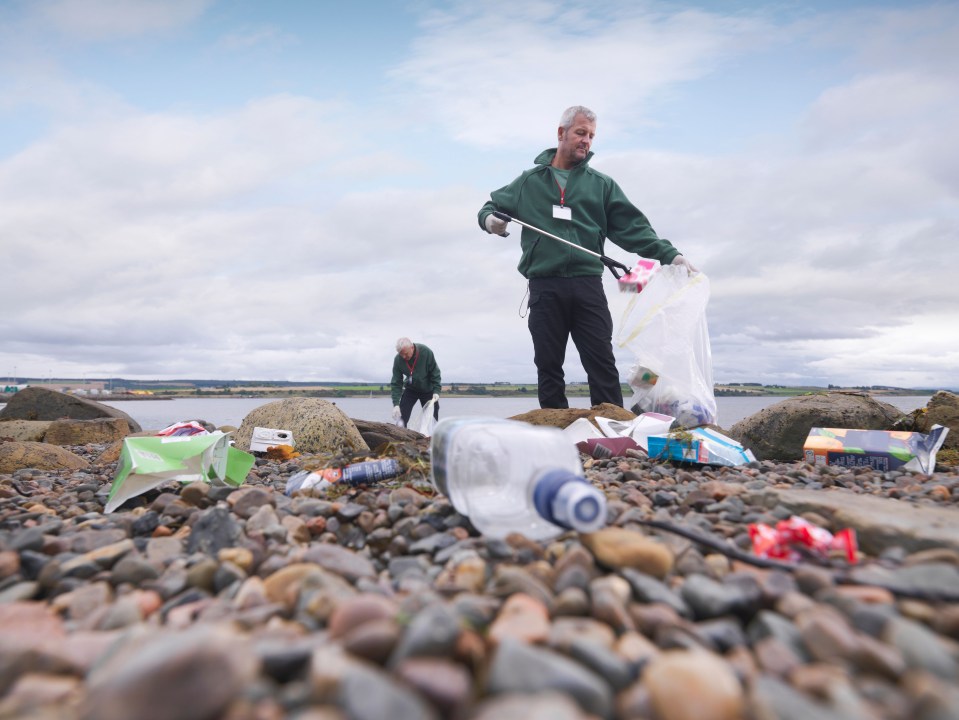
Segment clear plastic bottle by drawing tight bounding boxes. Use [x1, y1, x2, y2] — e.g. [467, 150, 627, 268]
[430, 417, 607, 540]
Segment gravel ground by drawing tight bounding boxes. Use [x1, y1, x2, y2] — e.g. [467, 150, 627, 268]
[1, 440, 958, 720]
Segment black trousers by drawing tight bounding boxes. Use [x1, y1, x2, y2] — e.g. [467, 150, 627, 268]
[399, 388, 439, 426]
[527, 276, 623, 409]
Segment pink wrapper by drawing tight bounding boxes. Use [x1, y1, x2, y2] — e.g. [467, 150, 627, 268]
[618, 258, 661, 293]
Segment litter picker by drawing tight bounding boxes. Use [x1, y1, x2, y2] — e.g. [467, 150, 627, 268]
[491, 210, 639, 289]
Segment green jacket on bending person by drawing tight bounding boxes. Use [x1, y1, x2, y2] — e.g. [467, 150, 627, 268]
[390, 338, 442, 427]
[477, 147, 682, 279]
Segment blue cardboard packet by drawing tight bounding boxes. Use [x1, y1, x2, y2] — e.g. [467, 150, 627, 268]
[647, 427, 756, 467]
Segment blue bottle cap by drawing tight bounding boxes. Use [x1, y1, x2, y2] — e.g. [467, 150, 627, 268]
[532, 470, 606, 533]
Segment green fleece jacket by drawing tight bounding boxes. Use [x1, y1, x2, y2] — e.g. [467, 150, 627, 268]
[478, 148, 681, 278]
[391, 344, 441, 406]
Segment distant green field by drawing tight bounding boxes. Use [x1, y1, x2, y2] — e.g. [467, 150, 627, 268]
[168, 383, 931, 399]
[11, 379, 934, 400]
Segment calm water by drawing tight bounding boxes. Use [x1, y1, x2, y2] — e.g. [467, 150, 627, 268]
[43, 394, 932, 431]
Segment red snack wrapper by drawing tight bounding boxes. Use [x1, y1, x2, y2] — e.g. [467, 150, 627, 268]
[748, 516, 858, 564]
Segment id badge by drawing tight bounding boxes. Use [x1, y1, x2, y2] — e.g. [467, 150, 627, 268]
[552, 205, 572, 221]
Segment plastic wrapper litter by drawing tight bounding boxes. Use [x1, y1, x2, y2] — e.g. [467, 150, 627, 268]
[749, 516, 858, 564]
[803, 425, 949, 474]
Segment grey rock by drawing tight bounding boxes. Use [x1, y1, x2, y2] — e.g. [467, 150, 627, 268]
[11, 527, 45, 553]
[302, 543, 375, 583]
[471, 691, 590, 720]
[340, 661, 438, 720]
[185, 507, 242, 556]
[692, 617, 749, 652]
[680, 573, 762, 621]
[0, 386, 142, 432]
[0, 581, 39, 603]
[883, 616, 959, 680]
[747, 610, 810, 661]
[109, 556, 160, 586]
[388, 602, 461, 668]
[621, 568, 690, 617]
[567, 637, 635, 690]
[849, 562, 959, 600]
[488, 638, 613, 719]
[409, 531, 458, 555]
[81, 627, 257, 720]
[749, 676, 850, 720]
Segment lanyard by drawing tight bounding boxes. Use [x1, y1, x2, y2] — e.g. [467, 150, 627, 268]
[404, 347, 418, 376]
[555, 177, 566, 207]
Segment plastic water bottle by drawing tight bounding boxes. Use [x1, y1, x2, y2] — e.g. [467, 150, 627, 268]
[430, 417, 607, 540]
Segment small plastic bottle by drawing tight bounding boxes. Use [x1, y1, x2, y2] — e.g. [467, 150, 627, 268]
[430, 417, 607, 540]
[285, 458, 401, 496]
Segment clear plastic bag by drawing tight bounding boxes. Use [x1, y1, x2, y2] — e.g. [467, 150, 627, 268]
[616, 265, 717, 427]
[415, 398, 438, 436]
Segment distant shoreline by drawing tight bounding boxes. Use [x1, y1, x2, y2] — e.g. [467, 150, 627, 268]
[0, 385, 941, 404]
[84, 389, 945, 401]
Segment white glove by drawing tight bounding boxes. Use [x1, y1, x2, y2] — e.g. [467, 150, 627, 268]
[484, 213, 509, 236]
[392, 405, 401, 421]
[671, 255, 699, 274]
[432, 393, 439, 402]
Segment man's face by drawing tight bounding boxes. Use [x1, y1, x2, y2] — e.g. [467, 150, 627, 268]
[556, 114, 596, 168]
[399, 346, 414, 361]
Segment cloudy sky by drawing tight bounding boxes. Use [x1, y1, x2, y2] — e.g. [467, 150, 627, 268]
[2, 0, 957, 391]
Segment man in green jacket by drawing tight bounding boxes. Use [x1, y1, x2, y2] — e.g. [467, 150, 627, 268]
[478, 105, 697, 409]
[391, 337, 441, 427]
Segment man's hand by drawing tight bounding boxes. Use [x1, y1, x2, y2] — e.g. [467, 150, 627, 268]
[484, 213, 509, 236]
[432, 393, 440, 402]
[671, 255, 699, 273]
[392, 405, 402, 422]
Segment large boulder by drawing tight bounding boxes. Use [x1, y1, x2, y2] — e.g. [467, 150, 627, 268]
[0, 420, 52, 442]
[508, 403, 636, 429]
[0, 440, 90, 473]
[895, 390, 959, 451]
[233, 398, 369, 454]
[728, 392, 904, 462]
[43, 418, 132, 446]
[0, 387, 142, 433]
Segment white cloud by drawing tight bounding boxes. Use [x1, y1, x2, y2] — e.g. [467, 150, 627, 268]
[391, 1, 770, 148]
[36, 0, 213, 40]
[217, 25, 295, 52]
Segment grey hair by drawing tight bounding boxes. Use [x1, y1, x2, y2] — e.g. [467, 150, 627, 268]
[559, 105, 596, 130]
[396, 337, 413, 352]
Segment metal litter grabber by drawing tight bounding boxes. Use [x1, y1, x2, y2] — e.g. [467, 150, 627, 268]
[492, 210, 631, 281]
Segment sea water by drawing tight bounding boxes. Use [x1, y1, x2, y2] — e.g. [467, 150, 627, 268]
[0, 394, 934, 431]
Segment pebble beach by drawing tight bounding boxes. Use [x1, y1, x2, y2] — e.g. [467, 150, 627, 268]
[2, 437, 959, 720]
